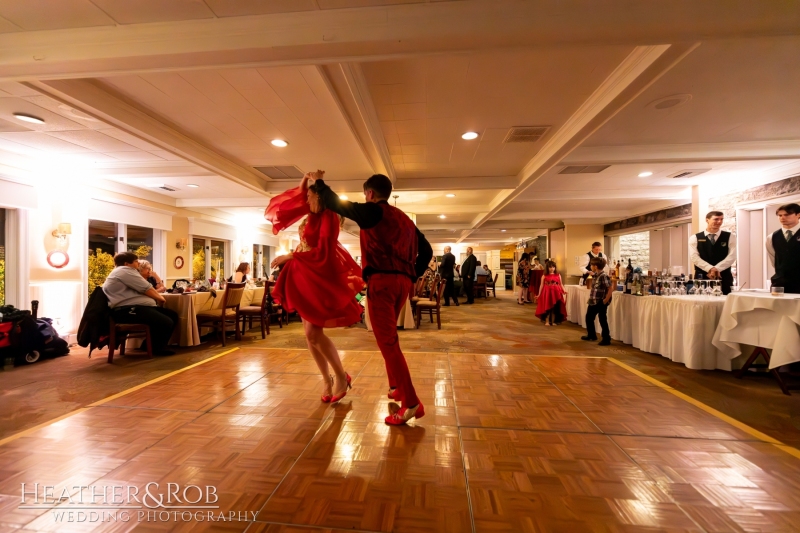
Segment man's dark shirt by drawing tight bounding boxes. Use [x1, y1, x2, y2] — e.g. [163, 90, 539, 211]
[440, 252, 456, 277]
[315, 179, 433, 279]
[461, 254, 477, 280]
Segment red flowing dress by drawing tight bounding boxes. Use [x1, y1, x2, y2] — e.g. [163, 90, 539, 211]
[535, 273, 567, 323]
[265, 186, 363, 328]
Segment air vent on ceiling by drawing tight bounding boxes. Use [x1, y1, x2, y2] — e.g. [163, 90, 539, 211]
[254, 165, 305, 179]
[158, 186, 177, 192]
[503, 126, 551, 143]
[668, 169, 710, 179]
[558, 165, 611, 174]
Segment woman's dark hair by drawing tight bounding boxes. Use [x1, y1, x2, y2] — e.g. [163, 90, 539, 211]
[114, 252, 139, 266]
[545, 260, 558, 274]
[236, 262, 250, 274]
[520, 252, 530, 262]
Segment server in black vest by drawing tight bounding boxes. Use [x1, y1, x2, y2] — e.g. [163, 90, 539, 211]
[689, 211, 736, 294]
[579, 242, 608, 282]
[766, 203, 800, 294]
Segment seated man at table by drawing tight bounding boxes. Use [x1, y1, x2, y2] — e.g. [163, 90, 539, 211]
[581, 257, 612, 346]
[767, 203, 800, 294]
[103, 252, 178, 356]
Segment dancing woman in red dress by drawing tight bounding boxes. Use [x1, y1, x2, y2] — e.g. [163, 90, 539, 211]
[535, 260, 568, 326]
[266, 173, 364, 403]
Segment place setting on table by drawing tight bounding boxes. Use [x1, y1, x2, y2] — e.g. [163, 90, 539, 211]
[162, 279, 266, 347]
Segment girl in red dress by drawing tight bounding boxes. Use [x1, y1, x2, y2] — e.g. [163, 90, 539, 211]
[535, 260, 567, 326]
[267, 173, 364, 403]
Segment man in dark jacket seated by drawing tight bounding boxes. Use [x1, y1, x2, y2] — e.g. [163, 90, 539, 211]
[102, 252, 178, 356]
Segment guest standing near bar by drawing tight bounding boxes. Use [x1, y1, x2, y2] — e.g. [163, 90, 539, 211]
[313, 171, 433, 425]
[440, 246, 459, 306]
[459, 247, 477, 305]
[689, 210, 736, 295]
[767, 203, 800, 294]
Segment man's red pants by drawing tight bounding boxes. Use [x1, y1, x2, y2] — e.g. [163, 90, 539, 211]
[367, 273, 420, 408]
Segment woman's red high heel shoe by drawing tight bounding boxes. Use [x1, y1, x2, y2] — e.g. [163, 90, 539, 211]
[321, 375, 334, 403]
[330, 373, 352, 403]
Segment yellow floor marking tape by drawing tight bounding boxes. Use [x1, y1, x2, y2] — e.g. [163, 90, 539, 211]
[609, 358, 800, 459]
[0, 347, 239, 447]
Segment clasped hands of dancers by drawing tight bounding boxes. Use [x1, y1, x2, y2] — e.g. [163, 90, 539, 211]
[266, 169, 433, 425]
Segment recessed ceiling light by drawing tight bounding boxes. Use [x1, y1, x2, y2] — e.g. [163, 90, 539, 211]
[438, 214, 446, 219]
[187, 184, 199, 188]
[445, 193, 456, 198]
[461, 132, 479, 140]
[339, 194, 348, 200]
[501, 229, 506, 232]
[14, 113, 45, 124]
[638, 171, 653, 178]
[271, 139, 288, 147]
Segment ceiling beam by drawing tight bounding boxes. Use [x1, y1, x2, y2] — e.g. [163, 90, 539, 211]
[319, 63, 395, 181]
[563, 140, 800, 165]
[0, 1, 797, 80]
[458, 42, 700, 242]
[25, 79, 270, 196]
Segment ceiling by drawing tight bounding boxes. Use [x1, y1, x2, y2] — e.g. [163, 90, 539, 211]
[0, 1, 798, 248]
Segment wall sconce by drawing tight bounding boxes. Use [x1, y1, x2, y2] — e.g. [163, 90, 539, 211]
[51, 223, 71, 248]
[176, 238, 187, 250]
[47, 250, 69, 269]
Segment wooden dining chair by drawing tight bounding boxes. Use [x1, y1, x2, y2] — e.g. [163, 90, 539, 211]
[475, 274, 488, 299]
[486, 273, 498, 298]
[415, 278, 446, 329]
[196, 282, 245, 346]
[107, 319, 152, 363]
[239, 282, 272, 339]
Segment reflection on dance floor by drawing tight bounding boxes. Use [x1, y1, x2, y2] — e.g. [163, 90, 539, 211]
[2, 348, 800, 532]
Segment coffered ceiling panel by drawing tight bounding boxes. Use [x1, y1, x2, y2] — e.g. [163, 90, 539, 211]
[585, 37, 800, 147]
[100, 66, 373, 181]
[361, 45, 634, 179]
[0, 0, 114, 31]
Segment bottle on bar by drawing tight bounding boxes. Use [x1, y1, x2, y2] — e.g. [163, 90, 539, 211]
[625, 259, 633, 294]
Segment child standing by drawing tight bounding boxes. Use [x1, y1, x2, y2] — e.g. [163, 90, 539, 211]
[535, 260, 567, 325]
[582, 257, 612, 345]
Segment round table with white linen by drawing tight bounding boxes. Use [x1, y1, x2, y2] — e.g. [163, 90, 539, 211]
[712, 291, 800, 369]
[163, 287, 262, 346]
[363, 297, 414, 331]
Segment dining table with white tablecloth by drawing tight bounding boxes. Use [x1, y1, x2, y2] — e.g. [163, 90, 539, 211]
[163, 287, 265, 346]
[567, 287, 735, 370]
[712, 291, 800, 369]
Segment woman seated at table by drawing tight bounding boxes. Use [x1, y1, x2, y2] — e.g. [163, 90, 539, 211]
[138, 260, 166, 293]
[229, 262, 250, 283]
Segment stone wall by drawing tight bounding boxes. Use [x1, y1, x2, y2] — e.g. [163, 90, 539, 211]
[604, 204, 691, 233]
[708, 174, 800, 235]
[619, 231, 650, 271]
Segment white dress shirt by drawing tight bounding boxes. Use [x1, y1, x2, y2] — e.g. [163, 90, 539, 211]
[579, 252, 608, 275]
[689, 230, 737, 273]
[766, 221, 800, 268]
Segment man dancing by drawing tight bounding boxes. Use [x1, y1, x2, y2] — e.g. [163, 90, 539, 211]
[314, 172, 433, 425]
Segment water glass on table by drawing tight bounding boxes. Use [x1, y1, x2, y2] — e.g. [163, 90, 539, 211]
[772, 286, 785, 297]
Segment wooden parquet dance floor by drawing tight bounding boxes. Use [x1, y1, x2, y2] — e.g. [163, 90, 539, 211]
[2, 348, 800, 532]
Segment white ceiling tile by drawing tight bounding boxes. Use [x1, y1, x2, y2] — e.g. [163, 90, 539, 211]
[104, 151, 167, 162]
[47, 130, 141, 152]
[375, 104, 394, 121]
[398, 132, 425, 145]
[90, 0, 214, 24]
[392, 103, 426, 121]
[317, 0, 424, 8]
[0, 132, 91, 153]
[204, 0, 318, 17]
[0, 0, 115, 30]
[394, 119, 426, 135]
[401, 145, 425, 156]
